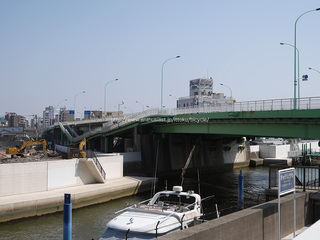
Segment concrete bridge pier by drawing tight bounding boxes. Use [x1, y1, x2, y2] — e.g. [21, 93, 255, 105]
[140, 133, 250, 176]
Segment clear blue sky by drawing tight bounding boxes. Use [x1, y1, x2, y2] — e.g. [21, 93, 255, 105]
[1, 1, 319, 119]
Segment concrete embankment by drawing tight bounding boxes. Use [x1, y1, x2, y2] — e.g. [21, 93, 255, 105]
[161, 191, 313, 240]
[0, 176, 154, 223]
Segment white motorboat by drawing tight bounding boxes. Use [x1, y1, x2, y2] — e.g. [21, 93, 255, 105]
[100, 186, 203, 240]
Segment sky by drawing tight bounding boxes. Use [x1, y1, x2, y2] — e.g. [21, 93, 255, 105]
[1, 1, 320, 119]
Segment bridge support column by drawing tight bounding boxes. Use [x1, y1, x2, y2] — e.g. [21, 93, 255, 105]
[133, 127, 141, 152]
[104, 137, 108, 153]
[60, 129, 64, 145]
[87, 140, 91, 151]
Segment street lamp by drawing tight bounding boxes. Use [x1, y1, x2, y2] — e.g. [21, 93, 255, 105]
[161, 56, 180, 110]
[125, 106, 133, 114]
[56, 99, 67, 122]
[169, 94, 178, 108]
[117, 101, 125, 127]
[220, 83, 234, 110]
[57, 99, 67, 108]
[169, 94, 177, 99]
[309, 67, 320, 74]
[220, 83, 233, 99]
[280, 42, 301, 100]
[293, 8, 320, 109]
[74, 91, 85, 120]
[136, 101, 144, 111]
[104, 79, 118, 120]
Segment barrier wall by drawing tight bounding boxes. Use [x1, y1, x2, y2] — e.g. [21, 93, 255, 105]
[0, 153, 124, 197]
[47, 159, 97, 190]
[260, 144, 290, 158]
[162, 192, 311, 240]
[0, 162, 47, 196]
[98, 153, 124, 180]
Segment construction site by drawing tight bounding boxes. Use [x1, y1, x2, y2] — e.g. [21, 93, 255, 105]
[0, 138, 86, 164]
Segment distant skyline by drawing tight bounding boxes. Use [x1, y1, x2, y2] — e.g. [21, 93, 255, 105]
[1, 1, 319, 119]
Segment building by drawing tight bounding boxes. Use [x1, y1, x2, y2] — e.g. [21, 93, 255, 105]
[177, 78, 233, 108]
[5, 113, 18, 127]
[83, 110, 103, 120]
[17, 115, 28, 128]
[5, 113, 29, 128]
[60, 109, 75, 122]
[0, 116, 7, 127]
[43, 106, 55, 129]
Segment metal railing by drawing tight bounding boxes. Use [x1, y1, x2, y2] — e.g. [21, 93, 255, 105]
[55, 96, 320, 141]
[86, 150, 106, 180]
[269, 164, 320, 191]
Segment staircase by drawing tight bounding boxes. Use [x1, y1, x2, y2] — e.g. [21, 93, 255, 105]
[58, 122, 73, 143]
[80, 150, 106, 183]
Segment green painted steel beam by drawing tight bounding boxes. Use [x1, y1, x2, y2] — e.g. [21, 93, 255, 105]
[47, 109, 320, 142]
[152, 122, 320, 138]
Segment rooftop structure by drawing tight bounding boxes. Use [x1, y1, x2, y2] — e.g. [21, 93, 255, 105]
[177, 78, 233, 108]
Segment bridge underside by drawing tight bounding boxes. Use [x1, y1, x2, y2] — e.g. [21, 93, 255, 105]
[44, 109, 320, 175]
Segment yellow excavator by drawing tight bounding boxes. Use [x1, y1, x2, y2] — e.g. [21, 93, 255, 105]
[79, 138, 86, 158]
[67, 138, 86, 159]
[6, 140, 47, 157]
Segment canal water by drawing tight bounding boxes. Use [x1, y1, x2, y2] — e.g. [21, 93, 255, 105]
[0, 167, 269, 240]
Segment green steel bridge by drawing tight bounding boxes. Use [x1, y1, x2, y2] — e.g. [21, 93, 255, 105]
[46, 96, 320, 145]
[44, 96, 320, 173]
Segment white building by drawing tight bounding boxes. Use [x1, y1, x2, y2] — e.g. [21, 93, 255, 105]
[43, 106, 54, 129]
[177, 78, 233, 108]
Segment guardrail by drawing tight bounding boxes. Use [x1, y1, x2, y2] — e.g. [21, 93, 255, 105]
[54, 96, 320, 142]
[269, 164, 320, 191]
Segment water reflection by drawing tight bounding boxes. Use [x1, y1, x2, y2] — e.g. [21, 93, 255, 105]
[0, 167, 269, 240]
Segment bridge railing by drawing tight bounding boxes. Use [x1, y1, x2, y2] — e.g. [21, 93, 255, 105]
[91, 97, 320, 132]
[55, 96, 320, 140]
[173, 96, 320, 114]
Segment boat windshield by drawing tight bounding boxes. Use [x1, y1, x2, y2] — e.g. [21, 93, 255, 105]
[156, 193, 196, 209]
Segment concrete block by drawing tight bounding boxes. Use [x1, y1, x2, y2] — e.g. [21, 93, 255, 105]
[249, 158, 263, 167]
[263, 158, 292, 166]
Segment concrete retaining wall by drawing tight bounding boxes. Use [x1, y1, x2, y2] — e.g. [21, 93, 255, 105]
[98, 153, 124, 180]
[0, 162, 48, 196]
[161, 192, 311, 240]
[0, 154, 124, 197]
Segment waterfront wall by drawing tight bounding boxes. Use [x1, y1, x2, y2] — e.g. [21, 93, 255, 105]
[251, 141, 320, 160]
[259, 144, 290, 158]
[162, 192, 311, 240]
[0, 154, 124, 197]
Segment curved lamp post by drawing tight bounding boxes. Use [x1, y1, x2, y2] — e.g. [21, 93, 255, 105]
[117, 101, 125, 127]
[161, 56, 180, 110]
[57, 99, 67, 108]
[136, 101, 144, 111]
[220, 83, 233, 99]
[220, 83, 233, 111]
[74, 91, 85, 120]
[293, 8, 320, 109]
[169, 94, 177, 99]
[125, 106, 133, 114]
[280, 42, 301, 100]
[104, 79, 118, 120]
[309, 67, 320, 74]
[169, 94, 178, 108]
[57, 99, 67, 122]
